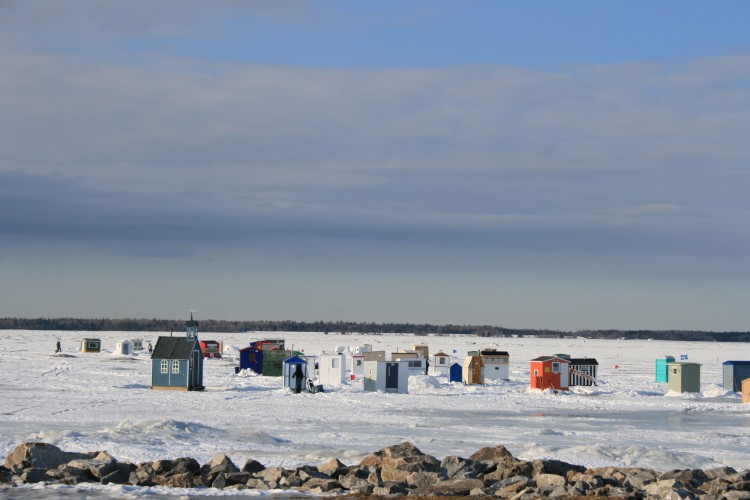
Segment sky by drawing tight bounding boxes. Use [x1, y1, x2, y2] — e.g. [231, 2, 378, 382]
[1, 1, 749, 331]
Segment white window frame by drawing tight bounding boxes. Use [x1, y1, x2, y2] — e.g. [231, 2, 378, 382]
[552, 362, 560, 373]
[172, 360, 180, 373]
[161, 360, 168, 374]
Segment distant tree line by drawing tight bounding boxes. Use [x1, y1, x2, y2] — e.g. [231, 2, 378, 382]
[0, 317, 748, 342]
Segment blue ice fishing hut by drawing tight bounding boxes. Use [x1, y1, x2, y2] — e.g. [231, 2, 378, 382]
[449, 362, 463, 383]
[723, 361, 750, 393]
[283, 355, 309, 393]
[150, 313, 205, 391]
[655, 355, 675, 383]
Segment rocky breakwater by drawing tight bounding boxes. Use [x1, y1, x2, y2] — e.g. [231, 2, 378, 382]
[2, 441, 750, 498]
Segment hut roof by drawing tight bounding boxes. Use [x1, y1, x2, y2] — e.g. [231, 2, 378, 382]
[151, 337, 197, 360]
[531, 356, 568, 362]
[480, 349, 509, 356]
[570, 358, 599, 366]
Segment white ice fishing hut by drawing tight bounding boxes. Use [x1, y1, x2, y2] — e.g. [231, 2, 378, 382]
[405, 358, 427, 376]
[479, 349, 510, 381]
[115, 339, 134, 355]
[432, 351, 451, 376]
[348, 353, 365, 380]
[319, 353, 346, 385]
[363, 360, 409, 393]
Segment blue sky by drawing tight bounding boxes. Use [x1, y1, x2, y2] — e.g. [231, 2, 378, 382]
[1, 1, 749, 330]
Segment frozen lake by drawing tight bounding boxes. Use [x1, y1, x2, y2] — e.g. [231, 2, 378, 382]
[1, 328, 749, 492]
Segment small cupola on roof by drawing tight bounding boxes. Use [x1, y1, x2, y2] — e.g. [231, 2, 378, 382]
[186, 311, 199, 340]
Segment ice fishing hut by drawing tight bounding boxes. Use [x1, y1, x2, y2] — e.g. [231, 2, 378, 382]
[391, 351, 418, 361]
[114, 339, 134, 355]
[319, 353, 346, 385]
[406, 357, 427, 376]
[569, 358, 599, 386]
[479, 349, 510, 381]
[530, 356, 570, 391]
[237, 339, 296, 376]
[348, 353, 365, 380]
[742, 379, 750, 404]
[199, 340, 222, 359]
[449, 362, 462, 382]
[363, 350, 385, 362]
[130, 339, 144, 351]
[655, 356, 675, 382]
[79, 338, 101, 353]
[412, 344, 429, 359]
[150, 314, 204, 391]
[666, 362, 701, 393]
[722, 361, 750, 392]
[282, 355, 310, 393]
[363, 360, 409, 393]
[462, 355, 484, 385]
[432, 352, 451, 376]
[237, 345, 264, 374]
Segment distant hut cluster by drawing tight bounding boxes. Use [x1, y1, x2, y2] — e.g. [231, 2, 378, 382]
[134, 322, 750, 402]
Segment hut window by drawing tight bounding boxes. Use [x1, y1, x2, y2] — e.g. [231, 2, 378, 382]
[332, 358, 340, 368]
[356, 359, 362, 366]
[172, 360, 180, 373]
[534, 370, 539, 377]
[161, 360, 168, 373]
[552, 362, 560, 373]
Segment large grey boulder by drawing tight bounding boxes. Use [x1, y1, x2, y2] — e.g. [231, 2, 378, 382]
[318, 457, 347, 478]
[359, 442, 440, 473]
[440, 455, 491, 479]
[422, 477, 485, 496]
[4, 442, 96, 474]
[253, 465, 286, 488]
[100, 461, 136, 485]
[531, 457, 585, 478]
[241, 458, 266, 475]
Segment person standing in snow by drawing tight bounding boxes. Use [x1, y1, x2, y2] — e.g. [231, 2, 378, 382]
[55, 340, 62, 353]
[292, 364, 304, 394]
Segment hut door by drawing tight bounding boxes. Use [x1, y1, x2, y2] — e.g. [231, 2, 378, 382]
[191, 350, 201, 387]
[559, 365, 569, 388]
[385, 363, 399, 390]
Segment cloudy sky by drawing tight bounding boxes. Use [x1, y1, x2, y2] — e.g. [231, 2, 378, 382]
[1, 1, 749, 331]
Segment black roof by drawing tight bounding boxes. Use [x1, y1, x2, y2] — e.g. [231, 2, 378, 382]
[151, 336, 199, 360]
[480, 349, 509, 356]
[570, 358, 599, 366]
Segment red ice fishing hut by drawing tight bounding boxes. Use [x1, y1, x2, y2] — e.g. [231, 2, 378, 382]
[530, 356, 570, 391]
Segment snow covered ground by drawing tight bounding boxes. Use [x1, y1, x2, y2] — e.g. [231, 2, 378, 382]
[1, 329, 749, 493]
